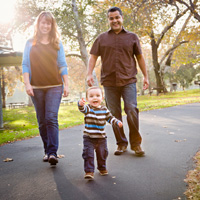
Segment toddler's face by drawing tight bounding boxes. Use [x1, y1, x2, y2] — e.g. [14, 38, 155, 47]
[87, 88, 103, 108]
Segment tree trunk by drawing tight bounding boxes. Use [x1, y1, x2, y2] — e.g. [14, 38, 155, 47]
[0, 68, 6, 108]
[72, 0, 98, 88]
[151, 35, 164, 91]
[2, 69, 6, 108]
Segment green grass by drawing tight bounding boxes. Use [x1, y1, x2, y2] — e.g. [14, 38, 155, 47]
[0, 89, 199, 145]
[137, 89, 200, 111]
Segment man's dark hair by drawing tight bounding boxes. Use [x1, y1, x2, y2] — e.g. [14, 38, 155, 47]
[107, 7, 123, 16]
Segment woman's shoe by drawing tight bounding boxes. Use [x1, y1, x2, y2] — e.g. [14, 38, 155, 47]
[43, 154, 48, 162]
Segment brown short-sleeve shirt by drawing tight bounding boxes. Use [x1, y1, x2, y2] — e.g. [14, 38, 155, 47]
[90, 28, 142, 86]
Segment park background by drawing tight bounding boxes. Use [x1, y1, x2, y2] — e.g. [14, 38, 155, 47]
[0, 1, 200, 199]
[0, 0, 200, 108]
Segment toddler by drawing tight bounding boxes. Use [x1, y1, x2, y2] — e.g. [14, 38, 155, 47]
[78, 86, 123, 180]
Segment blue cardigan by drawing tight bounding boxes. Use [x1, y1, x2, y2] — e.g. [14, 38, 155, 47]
[22, 39, 68, 81]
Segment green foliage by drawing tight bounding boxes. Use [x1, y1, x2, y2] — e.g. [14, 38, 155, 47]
[0, 89, 199, 145]
[165, 63, 200, 90]
[53, 0, 108, 50]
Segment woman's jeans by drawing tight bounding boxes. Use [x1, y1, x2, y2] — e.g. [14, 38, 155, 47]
[82, 136, 108, 173]
[31, 86, 63, 157]
[104, 83, 142, 149]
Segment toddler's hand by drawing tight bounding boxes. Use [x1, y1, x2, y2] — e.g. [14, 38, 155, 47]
[118, 121, 123, 128]
[79, 98, 85, 106]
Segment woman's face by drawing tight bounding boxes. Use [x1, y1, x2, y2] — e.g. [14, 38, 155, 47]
[38, 16, 52, 36]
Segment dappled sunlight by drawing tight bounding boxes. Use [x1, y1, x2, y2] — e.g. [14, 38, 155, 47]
[1, 90, 199, 145]
[7, 119, 37, 130]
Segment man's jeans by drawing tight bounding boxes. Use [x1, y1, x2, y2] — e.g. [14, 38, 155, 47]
[31, 86, 63, 157]
[82, 136, 108, 173]
[104, 83, 142, 148]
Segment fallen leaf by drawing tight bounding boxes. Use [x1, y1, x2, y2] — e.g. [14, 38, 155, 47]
[3, 158, 13, 162]
[57, 155, 65, 159]
[174, 139, 186, 143]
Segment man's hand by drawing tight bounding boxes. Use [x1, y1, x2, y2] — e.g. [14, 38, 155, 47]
[143, 77, 149, 90]
[87, 74, 94, 87]
[87, 54, 98, 87]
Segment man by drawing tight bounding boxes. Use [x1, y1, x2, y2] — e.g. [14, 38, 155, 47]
[87, 7, 149, 156]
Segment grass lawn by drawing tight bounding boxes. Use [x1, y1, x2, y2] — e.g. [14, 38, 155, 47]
[1, 89, 199, 145]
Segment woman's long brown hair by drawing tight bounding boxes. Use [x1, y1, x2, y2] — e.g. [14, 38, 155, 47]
[33, 11, 60, 50]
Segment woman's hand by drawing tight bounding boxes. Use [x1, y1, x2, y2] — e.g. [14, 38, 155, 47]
[63, 85, 69, 97]
[25, 83, 34, 96]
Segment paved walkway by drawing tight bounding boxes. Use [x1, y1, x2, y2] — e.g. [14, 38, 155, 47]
[0, 103, 200, 200]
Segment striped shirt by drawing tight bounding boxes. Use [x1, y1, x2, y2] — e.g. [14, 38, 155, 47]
[78, 103, 121, 138]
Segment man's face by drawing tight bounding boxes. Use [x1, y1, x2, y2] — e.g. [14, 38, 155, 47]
[108, 10, 123, 34]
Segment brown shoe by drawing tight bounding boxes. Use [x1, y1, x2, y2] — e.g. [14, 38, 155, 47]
[99, 170, 108, 176]
[84, 172, 94, 180]
[114, 145, 127, 155]
[132, 146, 145, 156]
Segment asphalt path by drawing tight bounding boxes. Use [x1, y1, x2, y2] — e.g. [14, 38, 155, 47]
[0, 103, 200, 200]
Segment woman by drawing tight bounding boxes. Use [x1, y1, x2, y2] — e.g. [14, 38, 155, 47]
[22, 11, 69, 166]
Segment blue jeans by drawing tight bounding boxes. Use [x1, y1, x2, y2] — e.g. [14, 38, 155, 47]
[82, 136, 108, 173]
[31, 86, 63, 157]
[104, 83, 142, 148]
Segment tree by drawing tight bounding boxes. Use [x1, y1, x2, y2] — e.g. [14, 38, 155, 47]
[166, 63, 199, 90]
[0, 23, 22, 108]
[13, 0, 200, 95]
[121, 0, 193, 92]
[57, 0, 101, 87]
[170, 0, 200, 22]
[15, 0, 109, 91]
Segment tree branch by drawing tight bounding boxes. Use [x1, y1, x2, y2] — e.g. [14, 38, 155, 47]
[159, 40, 189, 65]
[156, 7, 189, 46]
[66, 53, 82, 58]
[160, 12, 192, 66]
[175, 0, 200, 22]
